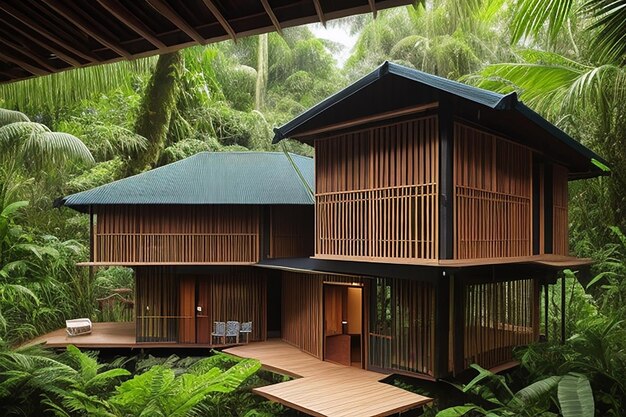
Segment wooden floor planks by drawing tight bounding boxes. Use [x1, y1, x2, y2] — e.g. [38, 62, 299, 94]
[225, 340, 431, 417]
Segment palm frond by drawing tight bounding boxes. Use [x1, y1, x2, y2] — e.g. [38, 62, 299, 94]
[0, 108, 29, 127]
[510, 0, 575, 45]
[0, 58, 156, 114]
[583, 0, 626, 64]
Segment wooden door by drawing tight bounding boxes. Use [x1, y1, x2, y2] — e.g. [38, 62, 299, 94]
[324, 285, 351, 366]
[178, 277, 196, 343]
[196, 279, 211, 344]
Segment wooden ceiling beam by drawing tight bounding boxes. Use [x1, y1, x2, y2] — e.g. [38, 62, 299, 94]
[97, 0, 167, 49]
[0, 50, 48, 76]
[200, 0, 237, 41]
[146, 0, 205, 44]
[45, 0, 131, 59]
[0, 37, 56, 72]
[4, 21, 82, 67]
[368, 0, 378, 18]
[0, 4, 97, 62]
[260, 0, 282, 34]
[312, 0, 326, 26]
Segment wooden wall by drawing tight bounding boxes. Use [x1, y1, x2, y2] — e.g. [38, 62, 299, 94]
[369, 278, 436, 376]
[552, 165, 569, 255]
[315, 115, 439, 262]
[135, 267, 266, 344]
[94, 205, 260, 263]
[269, 205, 314, 258]
[454, 123, 533, 259]
[463, 278, 537, 369]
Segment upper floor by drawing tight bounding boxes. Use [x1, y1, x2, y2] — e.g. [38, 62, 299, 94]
[273, 62, 608, 265]
[60, 152, 314, 265]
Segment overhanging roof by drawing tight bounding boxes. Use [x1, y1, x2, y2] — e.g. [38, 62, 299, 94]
[273, 61, 610, 180]
[0, 0, 412, 84]
[60, 151, 314, 212]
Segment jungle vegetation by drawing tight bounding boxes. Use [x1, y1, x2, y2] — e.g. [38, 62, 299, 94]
[0, 0, 625, 416]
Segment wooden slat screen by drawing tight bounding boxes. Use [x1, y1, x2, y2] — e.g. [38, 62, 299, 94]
[369, 278, 435, 376]
[270, 205, 314, 258]
[94, 205, 260, 263]
[553, 165, 569, 255]
[454, 123, 532, 259]
[315, 116, 439, 262]
[463, 278, 537, 369]
[281, 272, 366, 358]
[282, 272, 323, 358]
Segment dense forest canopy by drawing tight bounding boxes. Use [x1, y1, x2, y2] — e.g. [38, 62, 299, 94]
[0, 0, 625, 416]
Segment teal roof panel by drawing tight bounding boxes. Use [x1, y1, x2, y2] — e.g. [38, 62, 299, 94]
[61, 152, 314, 212]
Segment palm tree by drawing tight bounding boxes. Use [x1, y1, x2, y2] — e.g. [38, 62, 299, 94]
[0, 108, 94, 182]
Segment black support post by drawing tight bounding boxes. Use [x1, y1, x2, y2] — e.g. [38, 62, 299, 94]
[543, 281, 550, 342]
[438, 95, 454, 260]
[435, 271, 450, 378]
[561, 273, 566, 344]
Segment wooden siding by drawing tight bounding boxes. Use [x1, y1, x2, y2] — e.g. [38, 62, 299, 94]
[94, 205, 260, 263]
[270, 206, 314, 258]
[553, 165, 569, 255]
[454, 123, 533, 259]
[135, 267, 266, 344]
[315, 116, 439, 262]
[369, 278, 436, 377]
[463, 278, 537, 369]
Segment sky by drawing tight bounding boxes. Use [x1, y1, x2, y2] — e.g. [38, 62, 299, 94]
[307, 22, 358, 68]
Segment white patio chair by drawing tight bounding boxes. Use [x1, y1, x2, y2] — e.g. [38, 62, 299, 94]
[239, 321, 252, 344]
[66, 318, 92, 337]
[225, 321, 240, 344]
[211, 321, 226, 344]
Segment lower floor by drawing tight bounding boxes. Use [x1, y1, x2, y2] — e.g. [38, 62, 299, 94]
[35, 265, 545, 379]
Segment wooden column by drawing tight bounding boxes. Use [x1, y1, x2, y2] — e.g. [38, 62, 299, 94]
[438, 96, 454, 260]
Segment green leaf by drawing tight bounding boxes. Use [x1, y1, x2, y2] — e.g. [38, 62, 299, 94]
[436, 405, 481, 417]
[557, 374, 595, 417]
[0, 200, 28, 218]
[515, 375, 561, 403]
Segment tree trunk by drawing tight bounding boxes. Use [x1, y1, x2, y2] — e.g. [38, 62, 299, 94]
[128, 51, 182, 174]
[255, 34, 268, 111]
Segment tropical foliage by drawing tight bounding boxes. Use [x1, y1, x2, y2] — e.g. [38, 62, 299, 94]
[0, 0, 624, 415]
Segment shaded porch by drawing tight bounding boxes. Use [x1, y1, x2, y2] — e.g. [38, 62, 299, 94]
[225, 340, 432, 417]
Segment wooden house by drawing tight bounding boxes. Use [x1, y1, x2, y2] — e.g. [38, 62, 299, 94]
[60, 63, 608, 380]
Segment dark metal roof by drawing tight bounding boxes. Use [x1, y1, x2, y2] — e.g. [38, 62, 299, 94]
[273, 61, 609, 179]
[61, 151, 314, 212]
[0, 0, 413, 84]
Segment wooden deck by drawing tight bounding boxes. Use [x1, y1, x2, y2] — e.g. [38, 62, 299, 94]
[225, 340, 432, 417]
[26, 322, 234, 349]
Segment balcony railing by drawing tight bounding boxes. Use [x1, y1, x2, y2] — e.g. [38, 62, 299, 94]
[316, 184, 439, 262]
[94, 233, 259, 263]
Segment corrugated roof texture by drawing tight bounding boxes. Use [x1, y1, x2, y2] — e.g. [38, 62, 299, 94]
[62, 152, 314, 212]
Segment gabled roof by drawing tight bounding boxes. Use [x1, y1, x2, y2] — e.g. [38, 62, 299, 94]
[61, 152, 314, 213]
[273, 61, 609, 179]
